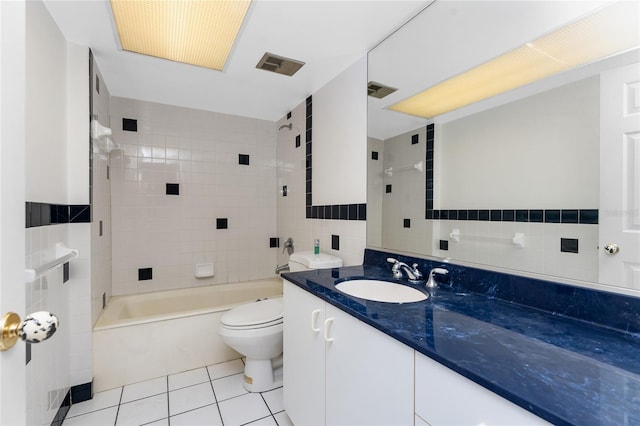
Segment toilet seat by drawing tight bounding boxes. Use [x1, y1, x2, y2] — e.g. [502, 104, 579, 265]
[220, 297, 283, 330]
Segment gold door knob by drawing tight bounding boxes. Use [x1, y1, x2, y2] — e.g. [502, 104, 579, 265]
[0, 311, 59, 351]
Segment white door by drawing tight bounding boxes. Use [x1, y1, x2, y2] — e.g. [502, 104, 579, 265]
[0, 0, 27, 424]
[599, 61, 640, 289]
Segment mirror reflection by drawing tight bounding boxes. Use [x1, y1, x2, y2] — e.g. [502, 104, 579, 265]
[367, 1, 640, 291]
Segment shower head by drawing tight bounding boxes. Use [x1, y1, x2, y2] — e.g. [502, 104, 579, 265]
[278, 123, 293, 131]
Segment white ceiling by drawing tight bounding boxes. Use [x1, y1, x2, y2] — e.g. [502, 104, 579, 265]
[43, 0, 429, 122]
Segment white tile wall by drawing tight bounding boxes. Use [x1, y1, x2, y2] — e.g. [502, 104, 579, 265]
[25, 224, 72, 426]
[276, 99, 366, 268]
[109, 97, 278, 295]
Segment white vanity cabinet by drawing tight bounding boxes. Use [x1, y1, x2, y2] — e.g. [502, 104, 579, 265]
[415, 353, 550, 426]
[283, 280, 414, 425]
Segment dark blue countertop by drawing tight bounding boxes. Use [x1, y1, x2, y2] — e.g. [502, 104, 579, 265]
[282, 250, 640, 426]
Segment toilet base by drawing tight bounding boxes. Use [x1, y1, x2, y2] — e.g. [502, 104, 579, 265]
[242, 354, 283, 392]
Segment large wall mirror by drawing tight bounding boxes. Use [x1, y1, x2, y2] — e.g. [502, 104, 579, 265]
[367, 0, 640, 293]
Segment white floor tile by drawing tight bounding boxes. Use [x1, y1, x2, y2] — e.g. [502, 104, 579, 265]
[207, 359, 245, 380]
[274, 411, 294, 426]
[168, 367, 210, 391]
[66, 387, 122, 418]
[170, 403, 223, 426]
[169, 382, 216, 416]
[142, 418, 169, 426]
[116, 393, 168, 426]
[63, 406, 118, 426]
[211, 373, 248, 401]
[218, 393, 271, 426]
[246, 415, 278, 425]
[121, 376, 167, 403]
[261, 387, 283, 414]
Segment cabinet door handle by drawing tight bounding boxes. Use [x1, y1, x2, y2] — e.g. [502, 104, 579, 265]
[310, 309, 321, 333]
[323, 318, 334, 342]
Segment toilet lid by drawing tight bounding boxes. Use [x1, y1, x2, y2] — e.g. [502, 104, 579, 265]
[220, 297, 283, 328]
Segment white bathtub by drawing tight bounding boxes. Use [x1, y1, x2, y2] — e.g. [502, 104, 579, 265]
[93, 278, 283, 392]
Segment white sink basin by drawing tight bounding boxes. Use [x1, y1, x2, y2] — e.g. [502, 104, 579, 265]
[335, 279, 428, 303]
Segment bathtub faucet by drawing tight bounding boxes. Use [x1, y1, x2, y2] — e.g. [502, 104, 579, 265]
[275, 264, 289, 274]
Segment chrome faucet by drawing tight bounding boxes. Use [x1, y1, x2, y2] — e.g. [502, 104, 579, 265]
[282, 237, 294, 256]
[426, 267, 449, 288]
[275, 264, 290, 274]
[276, 237, 294, 274]
[387, 258, 424, 283]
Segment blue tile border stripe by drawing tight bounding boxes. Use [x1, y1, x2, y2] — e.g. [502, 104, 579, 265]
[423, 124, 597, 224]
[304, 95, 366, 221]
[426, 209, 598, 224]
[26, 202, 91, 228]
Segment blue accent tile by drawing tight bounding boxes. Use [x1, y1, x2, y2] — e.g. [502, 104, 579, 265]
[332, 234, 340, 250]
[348, 204, 358, 220]
[372, 151, 379, 160]
[490, 210, 502, 221]
[530, 210, 544, 222]
[580, 209, 598, 224]
[122, 118, 137, 132]
[561, 238, 579, 253]
[561, 209, 579, 223]
[69, 205, 91, 223]
[340, 205, 348, 220]
[238, 154, 250, 165]
[478, 210, 490, 221]
[332, 205, 339, 219]
[270, 237, 279, 248]
[502, 210, 515, 221]
[411, 134, 419, 144]
[295, 134, 301, 148]
[216, 218, 228, 229]
[138, 268, 152, 281]
[403, 218, 411, 228]
[166, 183, 179, 195]
[545, 210, 561, 223]
[516, 210, 529, 222]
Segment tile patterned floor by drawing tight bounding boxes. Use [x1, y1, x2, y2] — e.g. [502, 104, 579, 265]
[63, 359, 293, 426]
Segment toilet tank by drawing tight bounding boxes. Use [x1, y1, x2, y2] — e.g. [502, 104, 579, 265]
[289, 251, 342, 272]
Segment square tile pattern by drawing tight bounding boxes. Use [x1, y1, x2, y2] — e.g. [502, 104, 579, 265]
[64, 359, 293, 426]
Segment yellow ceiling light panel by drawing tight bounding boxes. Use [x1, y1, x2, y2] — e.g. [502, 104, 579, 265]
[390, 1, 640, 119]
[110, 0, 252, 71]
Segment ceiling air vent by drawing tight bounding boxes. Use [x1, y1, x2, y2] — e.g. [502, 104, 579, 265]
[256, 52, 305, 76]
[368, 81, 398, 99]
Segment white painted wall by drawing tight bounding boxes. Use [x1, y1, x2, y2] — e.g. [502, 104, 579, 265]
[437, 77, 599, 209]
[313, 55, 367, 205]
[25, 0, 67, 204]
[276, 59, 368, 268]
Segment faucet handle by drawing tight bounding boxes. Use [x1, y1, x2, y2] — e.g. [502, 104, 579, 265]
[411, 263, 423, 279]
[386, 257, 398, 264]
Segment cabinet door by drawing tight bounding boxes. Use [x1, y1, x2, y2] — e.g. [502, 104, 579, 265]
[283, 280, 326, 425]
[415, 353, 549, 425]
[325, 304, 414, 425]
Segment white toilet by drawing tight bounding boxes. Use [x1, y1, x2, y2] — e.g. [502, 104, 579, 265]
[219, 251, 342, 392]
